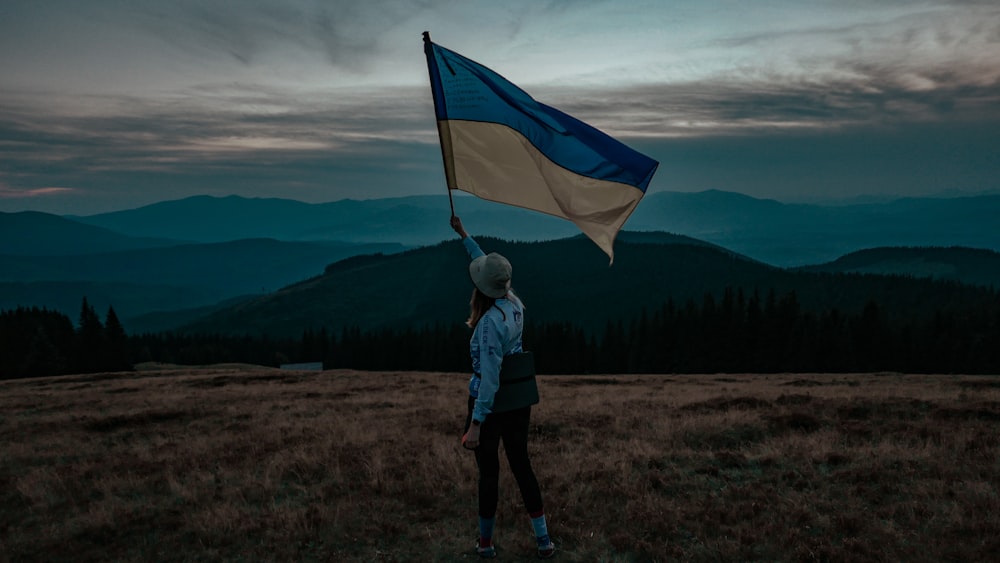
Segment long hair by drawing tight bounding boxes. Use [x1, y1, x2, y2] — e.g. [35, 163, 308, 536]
[466, 287, 496, 329]
[466, 288, 524, 329]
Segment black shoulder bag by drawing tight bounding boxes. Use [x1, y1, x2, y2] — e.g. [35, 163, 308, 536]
[489, 351, 539, 413]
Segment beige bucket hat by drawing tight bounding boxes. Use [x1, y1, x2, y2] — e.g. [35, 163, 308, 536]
[469, 252, 511, 298]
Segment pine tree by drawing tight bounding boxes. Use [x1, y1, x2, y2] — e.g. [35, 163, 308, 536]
[0, 307, 74, 378]
[104, 306, 132, 372]
[21, 326, 67, 377]
[74, 297, 105, 373]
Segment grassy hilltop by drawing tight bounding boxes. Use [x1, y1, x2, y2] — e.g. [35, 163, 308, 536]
[2, 368, 999, 561]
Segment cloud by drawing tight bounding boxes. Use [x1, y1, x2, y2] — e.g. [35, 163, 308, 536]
[0, 184, 76, 200]
[1, 0, 998, 213]
[127, 0, 401, 69]
[526, 68, 1000, 141]
[0, 84, 444, 213]
[531, 3, 1000, 138]
[0, 0, 461, 96]
[704, 4, 1000, 87]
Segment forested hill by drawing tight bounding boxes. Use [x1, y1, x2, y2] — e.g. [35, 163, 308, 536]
[796, 246, 1000, 288]
[178, 235, 998, 338]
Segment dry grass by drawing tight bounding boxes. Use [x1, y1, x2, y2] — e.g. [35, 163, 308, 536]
[2, 366, 999, 562]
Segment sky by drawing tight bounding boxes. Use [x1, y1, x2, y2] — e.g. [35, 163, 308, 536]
[1, 0, 998, 215]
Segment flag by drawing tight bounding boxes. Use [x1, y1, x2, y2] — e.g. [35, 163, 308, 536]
[423, 34, 659, 261]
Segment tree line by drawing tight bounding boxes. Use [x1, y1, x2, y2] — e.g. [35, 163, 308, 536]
[3, 287, 998, 380]
[278, 287, 999, 375]
[0, 298, 130, 379]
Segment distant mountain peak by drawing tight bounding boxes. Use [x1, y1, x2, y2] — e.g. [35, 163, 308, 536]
[57, 190, 1000, 268]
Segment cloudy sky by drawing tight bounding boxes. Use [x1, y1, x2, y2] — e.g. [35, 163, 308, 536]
[1, 0, 998, 215]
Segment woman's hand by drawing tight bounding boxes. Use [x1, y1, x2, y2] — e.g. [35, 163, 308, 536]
[450, 215, 468, 239]
[462, 424, 480, 449]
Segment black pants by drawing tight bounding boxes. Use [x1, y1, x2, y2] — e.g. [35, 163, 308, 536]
[466, 396, 544, 518]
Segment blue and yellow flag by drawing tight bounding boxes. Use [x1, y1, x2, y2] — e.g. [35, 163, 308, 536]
[423, 34, 659, 261]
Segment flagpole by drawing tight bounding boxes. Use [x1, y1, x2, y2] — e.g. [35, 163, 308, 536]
[422, 31, 456, 218]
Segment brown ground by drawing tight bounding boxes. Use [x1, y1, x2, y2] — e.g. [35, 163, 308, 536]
[2, 365, 999, 561]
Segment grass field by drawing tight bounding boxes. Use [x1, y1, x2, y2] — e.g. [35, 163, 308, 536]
[2, 365, 999, 562]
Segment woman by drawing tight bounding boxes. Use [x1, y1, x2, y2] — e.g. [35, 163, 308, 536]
[451, 215, 555, 560]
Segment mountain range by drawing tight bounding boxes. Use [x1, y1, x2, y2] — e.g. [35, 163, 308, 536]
[2, 190, 999, 334]
[0, 211, 404, 329]
[1, 211, 179, 256]
[66, 190, 1000, 267]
